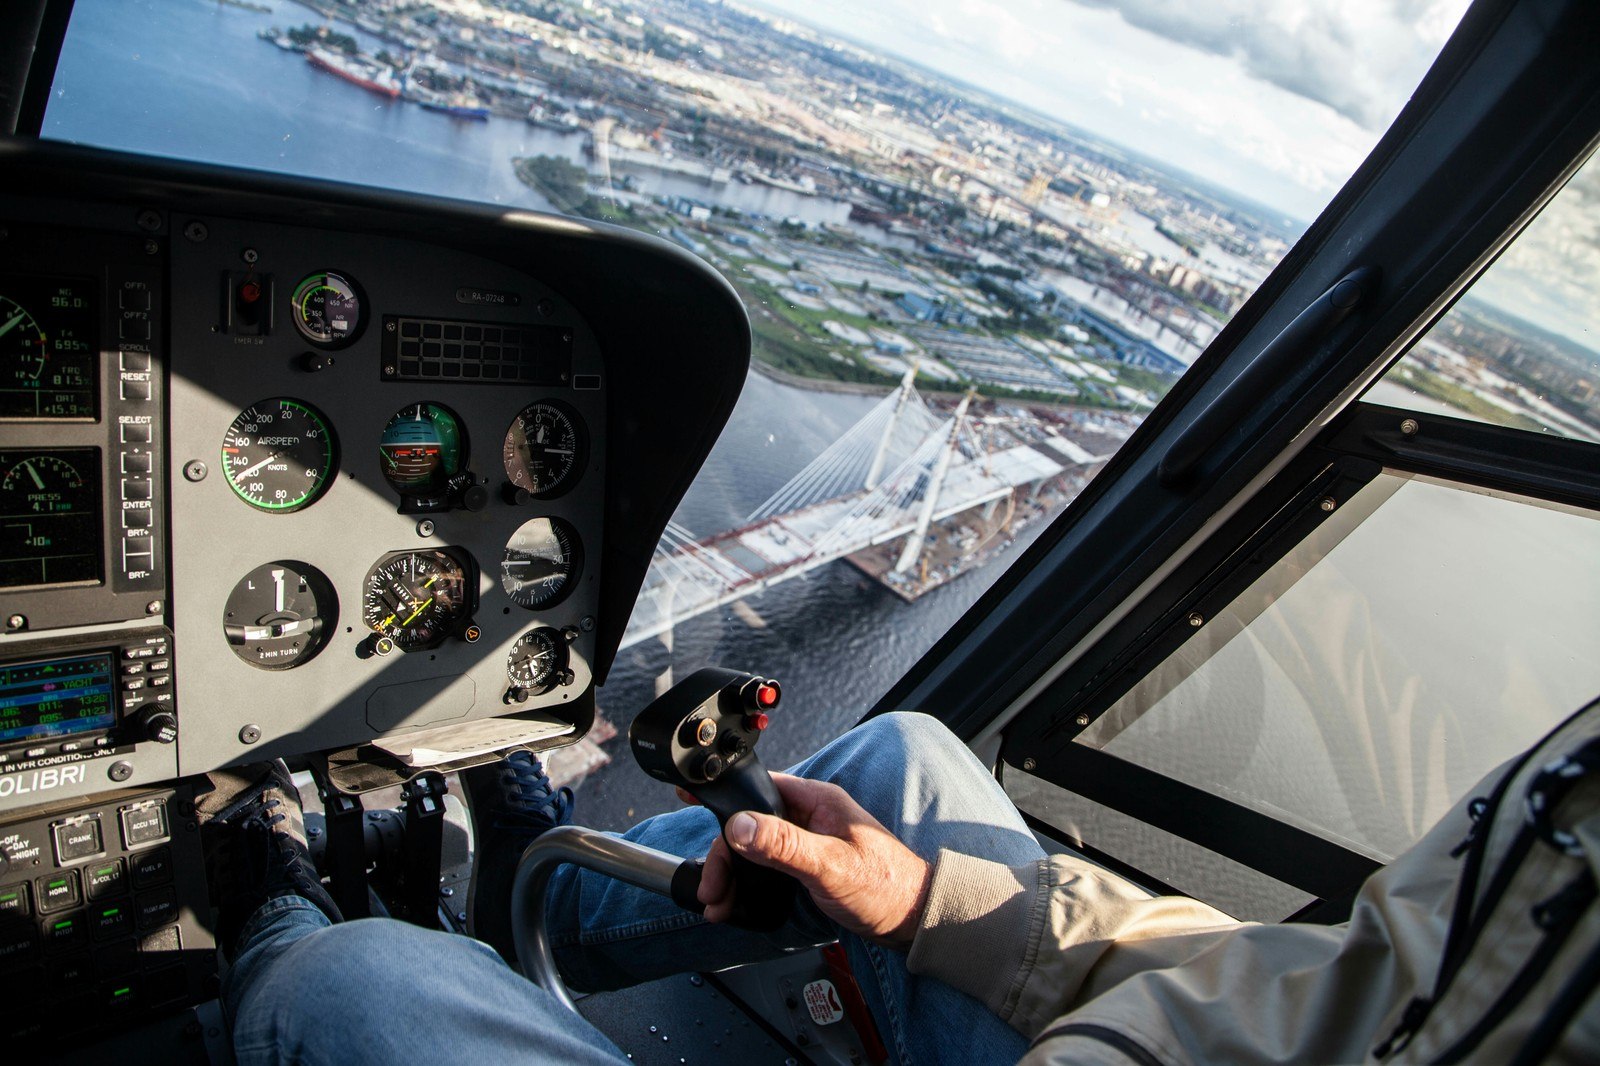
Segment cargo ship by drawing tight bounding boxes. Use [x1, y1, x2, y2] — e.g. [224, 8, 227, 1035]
[415, 89, 490, 120]
[306, 46, 401, 99]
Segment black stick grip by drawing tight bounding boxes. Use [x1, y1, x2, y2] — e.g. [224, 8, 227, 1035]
[701, 757, 799, 931]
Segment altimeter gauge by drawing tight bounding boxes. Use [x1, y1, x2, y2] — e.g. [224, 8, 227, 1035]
[502, 400, 585, 499]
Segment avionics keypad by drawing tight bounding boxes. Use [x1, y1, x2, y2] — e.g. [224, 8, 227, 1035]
[0, 785, 213, 1044]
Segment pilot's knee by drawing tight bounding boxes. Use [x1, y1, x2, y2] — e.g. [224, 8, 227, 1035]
[811, 710, 968, 794]
[853, 710, 968, 766]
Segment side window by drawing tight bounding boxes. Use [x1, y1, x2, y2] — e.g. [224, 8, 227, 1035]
[1008, 474, 1600, 917]
[1368, 151, 1600, 442]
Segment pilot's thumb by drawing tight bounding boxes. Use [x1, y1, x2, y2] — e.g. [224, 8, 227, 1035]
[725, 811, 829, 880]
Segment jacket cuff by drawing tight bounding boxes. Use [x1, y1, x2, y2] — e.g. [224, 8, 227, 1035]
[906, 850, 1043, 1023]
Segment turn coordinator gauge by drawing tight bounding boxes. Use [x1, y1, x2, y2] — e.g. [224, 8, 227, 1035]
[223, 561, 338, 670]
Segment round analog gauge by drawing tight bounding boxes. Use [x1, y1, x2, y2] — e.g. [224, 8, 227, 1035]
[362, 549, 472, 650]
[380, 402, 466, 499]
[502, 400, 585, 499]
[501, 516, 582, 611]
[290, 270, 364, 346]
[223, 561, 338, 670]
[507, 628, 566, 690]
[221, 398, 337, 513]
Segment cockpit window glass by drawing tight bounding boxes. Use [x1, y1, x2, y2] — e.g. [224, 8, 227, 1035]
[1076, 474, 1600, 861]
[46, 0, 1465, 829]
[1367, 149, 1600, 442]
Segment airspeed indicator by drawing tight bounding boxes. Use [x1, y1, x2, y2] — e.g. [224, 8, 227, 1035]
[221, 398, 337, 513]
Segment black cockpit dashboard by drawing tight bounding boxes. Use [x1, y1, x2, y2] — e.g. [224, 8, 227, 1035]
[0, 138, 748, 1050]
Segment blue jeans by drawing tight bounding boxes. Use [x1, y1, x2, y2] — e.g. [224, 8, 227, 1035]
[225, 713, 1043, 1064]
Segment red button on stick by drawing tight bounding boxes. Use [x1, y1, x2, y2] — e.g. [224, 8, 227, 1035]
[746, 712, 770, 732]
[756, 683, 780, 708]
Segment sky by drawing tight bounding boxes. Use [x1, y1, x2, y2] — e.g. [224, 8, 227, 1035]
[747, 0, 1471, 223]
[747, 0, 1599, 357]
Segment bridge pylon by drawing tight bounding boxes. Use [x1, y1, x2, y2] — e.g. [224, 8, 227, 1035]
[892, 389, 975, 575]
[865, 361, 919, 491]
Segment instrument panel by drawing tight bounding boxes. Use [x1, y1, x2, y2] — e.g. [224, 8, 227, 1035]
[0, 198, 611, 807]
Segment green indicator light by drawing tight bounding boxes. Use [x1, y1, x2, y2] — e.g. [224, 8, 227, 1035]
[102, 907, 119, 918]
[0, 892, 16, 902]
[47, 879, 66, 890]
[112, 987, 130, 998]
[54, 919, 71, 931]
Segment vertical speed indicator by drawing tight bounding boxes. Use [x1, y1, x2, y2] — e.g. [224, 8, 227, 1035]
[221, 398, 337, 513]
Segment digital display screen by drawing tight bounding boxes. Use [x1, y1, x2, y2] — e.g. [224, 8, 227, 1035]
[0, 652, 116, 746]
[0, 447, 103, 589]
[0, 275, 98, 420]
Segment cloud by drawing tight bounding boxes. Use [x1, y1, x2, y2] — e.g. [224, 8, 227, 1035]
[1068, 0, 1470, 129]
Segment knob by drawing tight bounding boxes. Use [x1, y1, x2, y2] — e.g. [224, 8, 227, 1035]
[461, 483, 490, 512]
[501, 482, 531, 506]
[139, 709, 178, 744]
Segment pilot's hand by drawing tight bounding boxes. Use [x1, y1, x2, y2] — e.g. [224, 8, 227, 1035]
[679, 773, 932, 950]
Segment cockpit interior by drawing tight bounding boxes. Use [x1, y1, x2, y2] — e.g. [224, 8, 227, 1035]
[2, 0, 1599, 1062]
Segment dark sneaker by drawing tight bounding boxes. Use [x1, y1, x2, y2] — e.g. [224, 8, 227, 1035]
[195, 761, 341, 959]
[461, 749, 574, 963]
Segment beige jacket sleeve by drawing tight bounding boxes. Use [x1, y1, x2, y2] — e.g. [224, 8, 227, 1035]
[905, 849, 1243, 1037]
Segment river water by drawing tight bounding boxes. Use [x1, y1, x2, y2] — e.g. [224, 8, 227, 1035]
[44, 0, 1056, 828]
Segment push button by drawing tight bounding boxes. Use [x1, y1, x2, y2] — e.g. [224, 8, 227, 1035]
[94, 938, 138, 978]
[121, 451, 153, 474]
[91, 902, 132, 941]
[119, 289, 151, 312]
[135, 887, 176, 930]
[120, 423, 152, 444]
[0, 923, 37, 967]
[130, 847, 171, 889]
[121, 479, 152, 501]
[85, 859, 127, 901]
[120, 379, 151, 402]
[37, 870, 82, 913]
[43, 911, 86, 952]
[0, 882, 29, 917]
[52, 817, 105, 865]
[120, 802, 169, 849]
[47, 953, 92, 988]
[103, 976, 141, 1014]
[138, 924, 180, 957]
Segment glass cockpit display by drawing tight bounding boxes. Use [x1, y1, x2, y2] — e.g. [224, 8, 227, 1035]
[220, 398, 337, 513]
[0, 276, 97, 420]
[361, 549, 473, 651]
[501, 516, 581, 610]
[0, 447, 101, 589]
[502, 400, 584, 499]
[379, 402, 466, 500]
[0, 651, 116, 746]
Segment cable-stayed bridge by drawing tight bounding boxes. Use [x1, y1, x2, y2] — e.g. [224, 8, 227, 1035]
[620, 370, 1100, 650]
